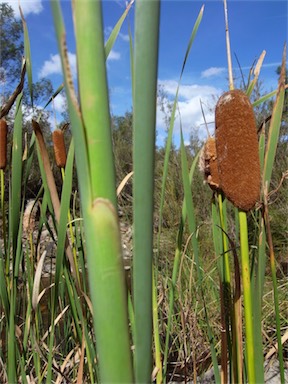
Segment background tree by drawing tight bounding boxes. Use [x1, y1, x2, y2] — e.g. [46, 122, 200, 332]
[0, 2, 23, 86]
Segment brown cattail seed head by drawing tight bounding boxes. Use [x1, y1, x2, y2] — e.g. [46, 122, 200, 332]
[215, 89, 261, 211]
[0, 119, 8, 169]
[52, 129, 67, 168]
[199, 137, 220, 191]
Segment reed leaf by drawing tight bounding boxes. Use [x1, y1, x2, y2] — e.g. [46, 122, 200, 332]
[19, 5, 33, 106]
[104, 0, 134, 60]
[11, 93, 23, 258]
[42, 82, 64, 111]
[263, 44, 286, 189]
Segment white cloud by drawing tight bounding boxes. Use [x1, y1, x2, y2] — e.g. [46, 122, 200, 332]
[118, 32, 129, 42]
[38, 52, 77, 79]
[160, 80, 219, 100]
[107, 50, 121, 61]
[52, 93, 66, 114]
[6, 0, 43, 18]
[157, 79, 222, 144]
[201, 67, 226, 78]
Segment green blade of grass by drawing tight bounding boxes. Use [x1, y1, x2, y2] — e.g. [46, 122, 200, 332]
[42, 83, 64, 111]
[54, 139, 75, 294]
[0, 248, 9, 318]
[133, 1, 160, 382]
[262, 46, 286, 384]
[104, 0, 134, 60]
[152, 266, 163, 384]
[263, 44, 286, 190]
[19, 5, 33, 106]
[8, 286, 16, 383]
[11, 93, 23, 259]
[252, 84, 288, 108]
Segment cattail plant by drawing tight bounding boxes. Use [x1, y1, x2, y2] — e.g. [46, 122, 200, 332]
[52, 128, 67, 169]
[0, 119, 8, 170]
[198, 2, 263, 383]
[215, 89, 261, 211]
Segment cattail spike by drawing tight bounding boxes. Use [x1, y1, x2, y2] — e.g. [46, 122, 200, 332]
[52, 129, 67, 168]
[0, 119, 8, 170]
[215, 89, 260, 211]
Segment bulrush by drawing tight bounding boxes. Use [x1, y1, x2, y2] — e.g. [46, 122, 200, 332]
[52, 129, 67, 168]
[199, 136, 221, 191]
[215, 89, 260, 211]
[0, 119, 8, 170]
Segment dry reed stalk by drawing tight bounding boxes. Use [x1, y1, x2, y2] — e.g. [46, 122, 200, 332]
[199, 137, 220, 191]
[215, 89, 260, 211]
[0, 119, 8, 169]
[23, 199, 39, 234]
[52, 129, 67, 168]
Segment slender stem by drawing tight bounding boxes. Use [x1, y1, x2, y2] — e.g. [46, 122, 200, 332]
[239, 210, 255, 384]
[152, 267, 163, 384]
[218, 193, 231, 383]
[1, 169, 8, 279]
[223, 0, 234, 90]
[61, 167, 80, 285]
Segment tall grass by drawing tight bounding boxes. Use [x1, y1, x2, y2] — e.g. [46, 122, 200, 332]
[0, 1, 286, 383]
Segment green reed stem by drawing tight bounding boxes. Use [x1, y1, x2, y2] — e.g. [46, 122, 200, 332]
[0, 169, 7, 259]
[239, 210, 255, 384]
[51, 1, 133, 381]
[217, 193, 232, 382]
[152, 266, 163, 384]
[133, 1, 160, 382]
[61, 166, 80, 285]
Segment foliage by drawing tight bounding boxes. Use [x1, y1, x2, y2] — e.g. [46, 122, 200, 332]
[0, 2, 23, 85]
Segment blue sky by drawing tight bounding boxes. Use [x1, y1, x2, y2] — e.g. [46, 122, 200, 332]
[5, 0, 288, 145]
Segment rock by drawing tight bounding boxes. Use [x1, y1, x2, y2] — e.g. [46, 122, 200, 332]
[195, 359, 288, 383]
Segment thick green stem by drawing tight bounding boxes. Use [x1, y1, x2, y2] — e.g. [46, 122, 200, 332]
[86, 199, 133, 382]
[73, 0, 116, 205]
[239, 210, 255, 384]
[133, 1, 160, 382]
